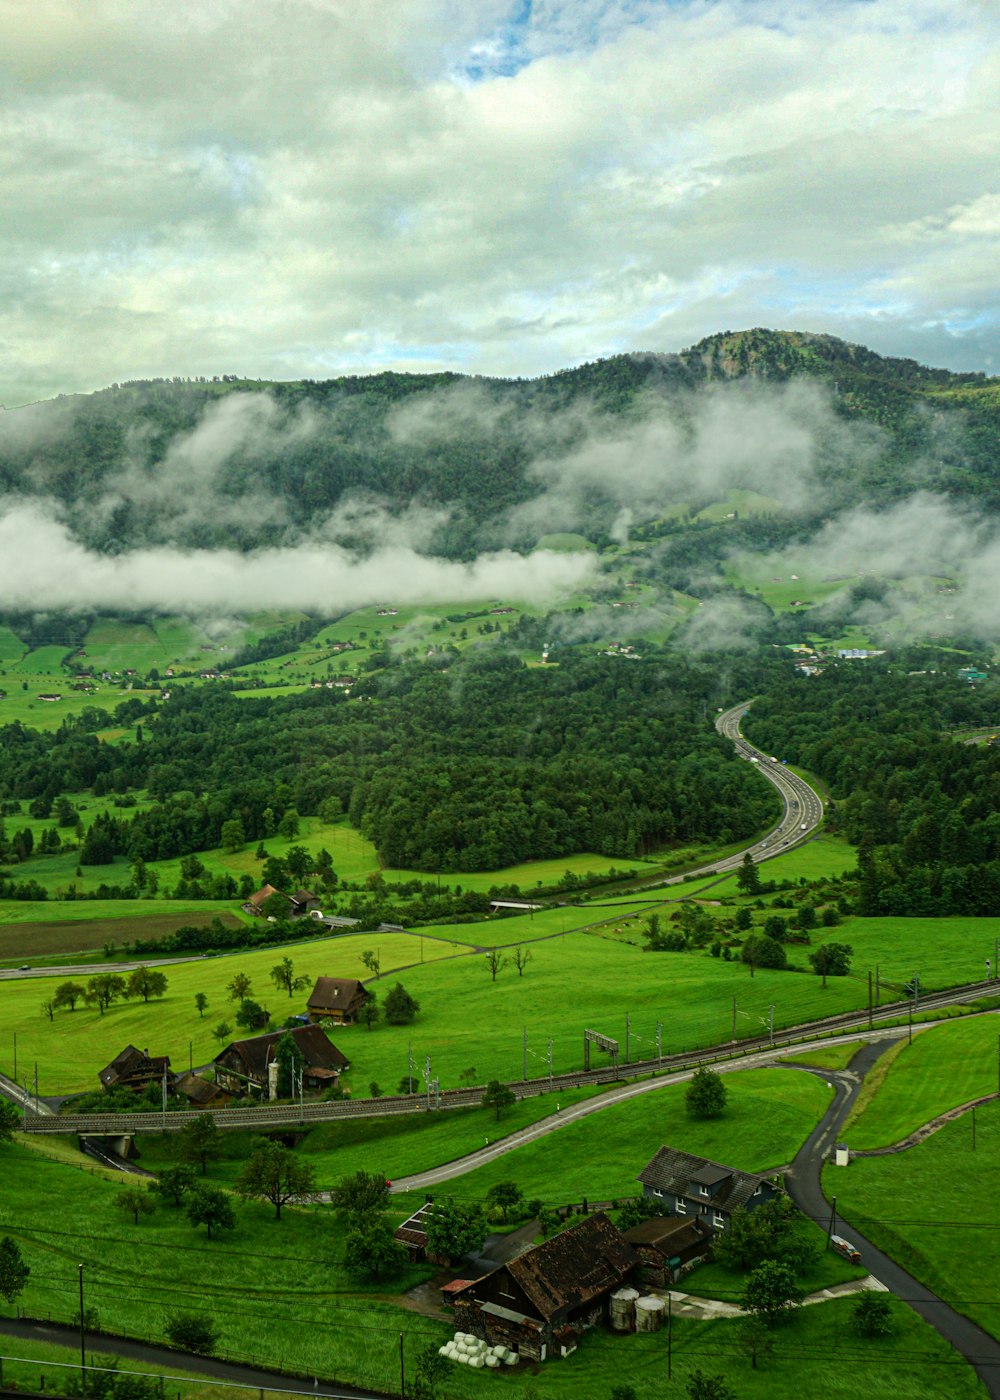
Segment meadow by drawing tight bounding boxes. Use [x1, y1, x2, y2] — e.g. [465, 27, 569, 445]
[829, 1099, 1000, 1344]
[844, 1015, 1000, 1148]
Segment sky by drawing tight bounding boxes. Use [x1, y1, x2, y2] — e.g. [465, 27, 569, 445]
[2, 0, 999, 404]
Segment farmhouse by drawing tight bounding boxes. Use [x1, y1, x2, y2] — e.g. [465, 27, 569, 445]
[242, 884, 319, 918]
[623, 1215, 712, 1287]
[213, 1024, 349, 1098]
[173, 1072, 235, 1108]
[98, 1044, 173, 1093]
[242, 883, 280, 916]
[637, 1146, 779, 1230]
[450, 1213, 638, 1362]
[306, 975, 368, 1024]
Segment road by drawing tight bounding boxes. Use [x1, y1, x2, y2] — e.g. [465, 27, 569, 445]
[0, 1317, 389, 1400]
[785, 1046, 1000, 1398]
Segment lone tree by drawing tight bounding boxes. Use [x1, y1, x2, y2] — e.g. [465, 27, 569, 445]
[165, 1313, 220, 1355]
[212, 1021, 233, 1045]
[482, 1080, 516, 1121]
[194, 992, 209, 1018]
[344, 1216, 406, 1281]
[115, 1185, 156, 1225]
[329, 1170, 390, 1220]
[485, 1181, 524, 1222]
[127, 967, 168, 1003]
[513, 947, 532, 977]
[186, 1185, 236, 1239]
[236, 1140, 317, 1220]
[235, 999, 269, 1033]
[155, 1164, 196, 1207]
[360, 949, 381, 979]
[0, 1236, 30, 1304]
[736, 851, 761, 896]
[270, 957, 309, 999]
[227, 973, 253, 1004]
[686, 1370, 738, 1398]
[852, 1289, 894, 1338]
[53, 980, 86, 1012]
[685, 1067, 727, 1119]
[485, 949, 507, 982]
[424, 1199, 487, 1263]
[360, 992, 380, 1030]
[384, 983, 419, 1025]
[809, 942, 854, 986]
[741, 1259, 804, 1327]
[178, 1113, 222, 1175]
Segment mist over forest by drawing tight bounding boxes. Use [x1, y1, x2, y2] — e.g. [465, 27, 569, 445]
[1, 327, 999, 643]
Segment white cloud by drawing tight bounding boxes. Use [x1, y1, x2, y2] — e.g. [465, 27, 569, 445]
[1, 0, 999, 402]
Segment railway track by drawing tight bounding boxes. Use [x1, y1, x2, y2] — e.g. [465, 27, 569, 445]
[20, 979, 994, 1136]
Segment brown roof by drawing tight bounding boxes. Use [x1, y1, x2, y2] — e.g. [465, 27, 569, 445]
[99, 1045, 171, 1087]
[246, 883, 281, 908]
[307, 976, 367, 1012]
[624, 1216, 712, 1252]
[174, 1073, 230, 1106]
[505, 1214, 637, 1321]
[638, 1146, 773, 1213]
[215, 1023, 349, 1079]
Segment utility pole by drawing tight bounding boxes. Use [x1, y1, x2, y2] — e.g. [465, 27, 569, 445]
[667, 1291, 672, 1379]
[78, 1264, 86, 1388]
[825, 1196, 837, 1250]
[656, 1021, 663, 1069]
[767, 1004, 775, 1048]
[523, 1026, 527, 1082]
[732, 996, 737, 1043]
[547, 1039, 553, 1092]
[425, 1055, 431, 1112]
[12, 1032, 16, 1082]
[399, 1332, 405, 1397]
[875, 963, 880, 1007]
[868, 970, 873, 1030]
[625, 1012, 630, 1065]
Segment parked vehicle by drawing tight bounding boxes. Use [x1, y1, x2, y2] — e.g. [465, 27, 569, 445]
[830, 1235, 861, 1263]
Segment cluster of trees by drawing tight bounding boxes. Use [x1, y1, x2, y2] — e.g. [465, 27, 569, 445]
[746, 666, 1000, 915]
[0, 648, 778, 876]
[41, 968, 169, 1022]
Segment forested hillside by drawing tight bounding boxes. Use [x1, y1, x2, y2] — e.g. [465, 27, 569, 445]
[3, 330, 999, 559]
[745, 666, 1000, 916]
[0, 649, 778, 875]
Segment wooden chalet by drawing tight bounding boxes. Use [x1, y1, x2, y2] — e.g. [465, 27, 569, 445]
[623, 1215, 712, 1287]
[450, 1213, 638, 1362]
[242, 883, 280, 916]
[173, 1072, 235, 1109]
[637, 1146, 780, 1231]
[98, 1045, 172, 1093]
[242, 885, 319, 919]
[213, 1023, 349, 1099]
[289, 888, 320, 917]
[306, 976, 368, 1025]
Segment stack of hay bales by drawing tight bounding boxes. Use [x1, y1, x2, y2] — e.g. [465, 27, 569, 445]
[438, 1333, 519, 1368]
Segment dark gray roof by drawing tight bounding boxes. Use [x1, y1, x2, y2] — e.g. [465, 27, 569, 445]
[638, 1146, 774, 1213]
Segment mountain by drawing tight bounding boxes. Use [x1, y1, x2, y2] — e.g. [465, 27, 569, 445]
[1, 330, 998, 561]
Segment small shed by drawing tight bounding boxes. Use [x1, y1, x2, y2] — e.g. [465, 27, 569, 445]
[623, 1215, 712, 1287]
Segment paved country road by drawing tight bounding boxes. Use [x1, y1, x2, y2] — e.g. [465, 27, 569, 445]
[0, 1316, 390, 1400]
[785, 1044, 1000, 1399]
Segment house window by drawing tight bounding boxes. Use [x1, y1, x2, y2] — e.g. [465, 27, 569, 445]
[653, 1189, 663, 1198]
[698, 1185, 709, 1196]
[675, 1200, 686, 1214]
[713, 1213, 726, 1227]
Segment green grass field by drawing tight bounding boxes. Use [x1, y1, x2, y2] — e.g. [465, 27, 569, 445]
[829, 1099, 1000, 1345]
[387, 1066, 833, 1207]
[0, 1171, 982, 1400]
[0, 929, 468, 1093]
[844, 1016, 1000, 1148]
[782, 1040, 865, 1071]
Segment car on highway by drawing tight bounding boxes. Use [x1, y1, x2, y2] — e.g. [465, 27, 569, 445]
[18, 965, 30, 971]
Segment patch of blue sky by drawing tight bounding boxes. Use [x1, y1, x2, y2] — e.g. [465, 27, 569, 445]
[453, 0, 675, 84]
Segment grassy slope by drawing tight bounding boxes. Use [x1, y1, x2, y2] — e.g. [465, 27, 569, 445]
[0, 1171, 982, 1400]
[391, 1067, 833, 1206]
[830, 1100, 1000, 1345]
[844, 1016, 1000, 1148]
[0, 927, 873, 1095]
[782, 1040, 865, 1071]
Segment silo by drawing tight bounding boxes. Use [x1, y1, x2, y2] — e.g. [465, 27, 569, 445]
[635, 1296, 665, 1333]
[609, 1287, 640, 1332]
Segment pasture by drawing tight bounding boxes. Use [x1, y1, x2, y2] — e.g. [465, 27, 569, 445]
[844, 1015, 1000, 1147]
[830, 1099, 1000, 1344]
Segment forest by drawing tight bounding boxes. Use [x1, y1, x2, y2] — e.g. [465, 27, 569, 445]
[744, 665, 1000, 916]
[0, 647, 779, 876]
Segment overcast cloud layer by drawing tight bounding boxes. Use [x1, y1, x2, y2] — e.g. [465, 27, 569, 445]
[2, 0, 999, 404]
